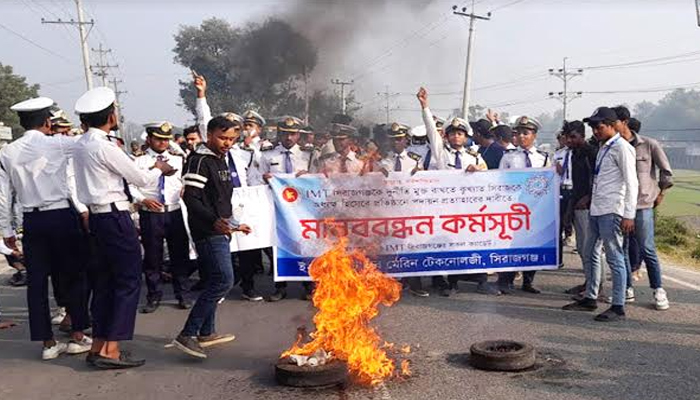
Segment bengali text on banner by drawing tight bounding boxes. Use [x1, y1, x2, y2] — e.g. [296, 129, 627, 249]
[270, 169, 560, 282]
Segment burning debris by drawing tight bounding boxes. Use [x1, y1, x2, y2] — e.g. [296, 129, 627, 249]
[280, 237, 410, 386]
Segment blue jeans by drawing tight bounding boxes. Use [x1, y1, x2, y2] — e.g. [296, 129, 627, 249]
[583, 214, 627, 306]
[624, 208, 663, 289]
[180, 236, 234, 337]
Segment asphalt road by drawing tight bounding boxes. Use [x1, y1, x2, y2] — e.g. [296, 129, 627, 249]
[1, 248, 699, 400]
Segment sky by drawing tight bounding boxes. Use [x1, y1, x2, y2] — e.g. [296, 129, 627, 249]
[2, 0, 700, 131]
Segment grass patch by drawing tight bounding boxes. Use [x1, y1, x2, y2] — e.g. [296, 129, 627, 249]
[655, 212, 700, 269]
[658, 170, 700, 218]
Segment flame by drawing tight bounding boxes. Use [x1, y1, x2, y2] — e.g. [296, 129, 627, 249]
[401, 345, 411, 354]
[400, 360, 411, 377]
[281, 237, 402, 385]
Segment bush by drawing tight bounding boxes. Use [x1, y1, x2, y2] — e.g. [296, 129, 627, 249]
[655, 214, 690, 248]
[692, 245, 700, 260]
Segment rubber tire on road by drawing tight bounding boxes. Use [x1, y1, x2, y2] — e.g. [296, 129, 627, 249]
[275, 359, 348, 388]
[469, 340, 536, 372]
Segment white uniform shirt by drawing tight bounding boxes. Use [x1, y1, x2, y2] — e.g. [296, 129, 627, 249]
[554, 147, 573, 188]
[227, 145, 253, 188]
[316, 150, 364, 174]
[73, 128, 161, 206]
[377, 150, 421, 173]
[259, 143, 311, 175]
[421, 107, 486, 171]
[0, 130, 79, 236]
[589, 133, 639, 219]
[499, 146, 551, 169]
[130, 148, 184, 206]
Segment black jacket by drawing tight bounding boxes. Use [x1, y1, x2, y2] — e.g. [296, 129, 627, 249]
[182, 145, 233, 241]
[571, 143, 598, 205]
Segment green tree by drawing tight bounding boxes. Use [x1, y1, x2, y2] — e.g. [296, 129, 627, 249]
[173, 18, 340, 125]
[0, 63, 40, 138]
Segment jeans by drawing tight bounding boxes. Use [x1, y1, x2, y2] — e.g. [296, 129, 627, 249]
[180, 236, 234, 337]
[631, 208, 663, 289]
[583, 214, 627, 306]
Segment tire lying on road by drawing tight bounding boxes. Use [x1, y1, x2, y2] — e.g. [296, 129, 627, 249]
[275, 359, 348, 388]
[469, 340, 536, 372]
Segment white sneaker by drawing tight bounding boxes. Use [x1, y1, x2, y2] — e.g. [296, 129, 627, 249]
[603, 288, 635, 304]
[42, 342, 68, 360]
[654, 288, 670, 310]
[50, 307, 66, 325]
[66, 336, 93, 355]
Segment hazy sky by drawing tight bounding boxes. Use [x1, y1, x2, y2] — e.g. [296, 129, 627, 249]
[2, 0, 699, 129]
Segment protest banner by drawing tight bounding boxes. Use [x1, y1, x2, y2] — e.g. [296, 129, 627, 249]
[270, 169, 560, 282]
[228, 185, 276, 252]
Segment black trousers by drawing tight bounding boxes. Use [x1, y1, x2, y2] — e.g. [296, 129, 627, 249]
[232, 249, 259, 291]
[23, 208, 89, 341]
[432, 273, 488, 289]
[140, 209, 191, 302]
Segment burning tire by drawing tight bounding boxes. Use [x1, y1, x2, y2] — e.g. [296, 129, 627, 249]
[275, 358, 348, 388]
[469, 340, 535, 372]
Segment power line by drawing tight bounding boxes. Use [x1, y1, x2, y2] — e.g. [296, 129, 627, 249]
[581, 50, 700, 71]
[489, 0, 529, 12]
[0, 22, 73, 63]
[583, 80, 700, 94]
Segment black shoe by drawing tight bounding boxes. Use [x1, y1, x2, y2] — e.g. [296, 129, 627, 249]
[562, 298, 598, 311]
[173, 335, 207, 359]
[594, 307, 626, 322]
[241, 289, 263, 302]
[498, 286, 515, 295]
[476, 282, 501, 296]
[521, 285, 541, 294]
[301, 287, 313, 301]
[177, 298, 193, 310]
[7, 271, 26, 287]
[141, 299, 160, 314]
[86, 352, 99, 366]
[92, 352, 146, 369]
[439, 287, 456, 297]
[266, 289, 287, 302]
[564, 284, 587, 295]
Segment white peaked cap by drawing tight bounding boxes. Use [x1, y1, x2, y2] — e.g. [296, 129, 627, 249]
[74, 87, 116, 115]
[10, 97, 54, 112]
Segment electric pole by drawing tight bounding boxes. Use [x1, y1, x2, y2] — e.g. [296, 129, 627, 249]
[548, 57, 583, 122]
[376, 86, 399, 124]
[41, 0, 95, 90]
[111, 78, 127, 130]
[452, 2, 491, 120]
[92, 43, 118, 86]
[330, 78, 353, 114]
[303, 66, 310, 125]
[696, 0, 700, 26]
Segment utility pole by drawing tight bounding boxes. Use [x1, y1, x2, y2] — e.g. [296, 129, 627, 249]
[376, 86, 399, 124]
[548, 57, 583, 122]
[41, 0, 95, 90]
[111, 77, 127, 131]
[452, 2, 491, 119]
[696, 0, 700, 26]
[330, 78, 353, 114]
[303, 66, 310, 125]
[92, 43, 118, 86]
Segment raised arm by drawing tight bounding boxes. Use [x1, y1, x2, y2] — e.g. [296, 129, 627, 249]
[417, 87, 445, 169]
[194, 72, 211, 142]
